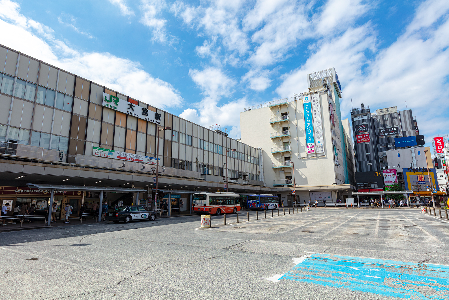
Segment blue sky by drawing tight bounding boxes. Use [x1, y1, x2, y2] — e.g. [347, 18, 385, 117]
[0, 0, 448, 143]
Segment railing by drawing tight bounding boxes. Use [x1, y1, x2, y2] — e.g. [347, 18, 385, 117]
[273, 179, 293, 186]
[272, 160, 292, 168]
[271, 145, 291, 153]
[270, 115, 289, 123]
[270, 130, 290, 138]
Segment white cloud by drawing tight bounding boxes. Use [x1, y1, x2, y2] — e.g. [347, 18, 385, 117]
[0, 0, 182, 109]
[170, 1, 197, 25]
[242, 69, 271, 91]
[406, 0, 449, 34]
[57, 14, 94, 39]
[315, 0, 369, 35]
[140, 0, 168, 43]
[107, 0, 135, 16]
[189, 67, 236, 99]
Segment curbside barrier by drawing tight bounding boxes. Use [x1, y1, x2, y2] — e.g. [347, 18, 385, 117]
[224, 214, 226, 225]
[236, 213, 239, 223]
[247, 211, 249, 222]
[201, 215, 211, 228]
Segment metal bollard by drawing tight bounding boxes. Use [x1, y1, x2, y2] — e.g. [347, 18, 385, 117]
[278, 209, 279, 216]
[301, 206, 303, 212]
[265, 209, 267, 219]
[256, 211, 258, 220]
[272, 209, 274, 218]
[247, 211, 249, 222]
[236, 213, 239, 223]
[283, 208, 285, 215]
[224, 214, 226, 225]
[434, 208, 436, 216]
[293, 207, 294, 214]
[289, 208, 291, 214]
[439, 209, 442, 218]
[446, 209, 448, 220]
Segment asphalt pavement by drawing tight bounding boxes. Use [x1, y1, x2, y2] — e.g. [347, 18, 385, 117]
[0, 208, 448, 299]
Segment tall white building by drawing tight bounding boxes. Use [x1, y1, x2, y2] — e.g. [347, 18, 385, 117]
[240, 68, 355, 206]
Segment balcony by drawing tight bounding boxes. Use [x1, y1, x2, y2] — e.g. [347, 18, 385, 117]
[273, 179, 293, 187]
[271, 145, 291, 154]
[270, 130, 290, 139]
[272, 160, 292, 168]
[270, 115, 289, 124]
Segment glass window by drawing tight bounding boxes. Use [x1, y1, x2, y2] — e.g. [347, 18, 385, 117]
[179, 133, 185, 144]
[50, 135, 60, 149]
[45, 89, 55, 107]
[1, 74, 14, 95]
[63, 94, 73, 112]
[24, 82, 36, 101]
[59, 136, 69, 152]
[55, 92, 65, 110]
[13, 79, 26, 99]
[40, 132, 51, 149]
[172, 130, 178, 142]
[30, 131, 40, 146]
[130, 206, 138, 212]
[204, 141, 208, 151]
[138, 206, 147, 211]
[0, 124, 7, 141]
[36, 86, 46, 104]
[6, 127, 29, 144]
[187, 135, 192, 146]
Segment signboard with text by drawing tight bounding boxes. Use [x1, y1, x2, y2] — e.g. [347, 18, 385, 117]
[311, 93, 325, 154]
[356, 134, 370, 143]
[434, 137, 444, 153]
[394, 136, 417, 148]
[303, 96, 315, 154]
[102, 93, 161, 125]
[383, 169, 397, 186]
[93, 147, 159, 164]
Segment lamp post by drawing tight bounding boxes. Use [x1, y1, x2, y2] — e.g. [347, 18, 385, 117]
[154, 126, 171, 210]
[424, 149, 435, 209]
[225, 148, 236, 192]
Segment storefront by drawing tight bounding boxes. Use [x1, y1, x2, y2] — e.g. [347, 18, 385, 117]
[0, 186, 83, 219]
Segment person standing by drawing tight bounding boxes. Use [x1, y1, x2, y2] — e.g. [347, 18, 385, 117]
[101, 201, 108, 221]
[2, 203, 9, 226]
[323, 199, 326, 207]
[64, 204, 73, 223]
[51, 203, 57, 222]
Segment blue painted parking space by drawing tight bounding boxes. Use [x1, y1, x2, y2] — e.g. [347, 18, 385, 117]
[280, 254, 449, 299]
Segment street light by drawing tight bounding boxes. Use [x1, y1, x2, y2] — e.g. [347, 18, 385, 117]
[225, 148, 236, 192]
[154, 126, 171, 210]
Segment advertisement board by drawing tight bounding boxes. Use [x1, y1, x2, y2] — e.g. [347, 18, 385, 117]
[382, 169, 397, 186]
[102, 93, 161, 125]
[93, 147, 159, 164]
[311, 93, 324, 153]
[356, 134, 370, 143]
[403, 168, 439, 191]
[355, 124, 368, 134]
[303, 96, 315, 154]
[310, 192, 332, 202]
[416, 135, 425, 146]
[394, 136, 417, 148]
[379, 127, 398, 137]
[434, 137, 444, 153]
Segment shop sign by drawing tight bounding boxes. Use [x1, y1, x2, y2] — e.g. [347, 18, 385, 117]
[379, 127, 398, 137]
[395, 136, 417, 148]
[434, 137, 444, 153]
[303, 96, 315, 154]
[382, 169, 397, 186]
[311, 93, 324, 154]
[356, 134, 370, 143]
[355, 124, 368, 134]
[93, 147, 159, 164]
[102, 93, 161, 125]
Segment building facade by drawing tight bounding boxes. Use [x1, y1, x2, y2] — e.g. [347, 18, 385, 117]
[240, 68, 354, 205]
[0, 44, 274, 215]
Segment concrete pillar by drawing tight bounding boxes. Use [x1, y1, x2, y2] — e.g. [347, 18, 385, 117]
[47, 189, 54, 226]
[136, 192, 140, 206]
[168, 193, 171, 217]
[98, 190, 103, 222]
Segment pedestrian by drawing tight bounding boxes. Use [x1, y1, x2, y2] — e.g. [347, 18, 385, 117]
[93, 202, 99, 217]
[79, 204, 86, 221]
[64, 204, 73, 223]
[101, 201, 108, 221]
[28, 204, 36, 215]
[51, 203, 57, 222]
[2, 203, 9, 226]
[323, 199, 326, 207]
[315, 200, 318, 208]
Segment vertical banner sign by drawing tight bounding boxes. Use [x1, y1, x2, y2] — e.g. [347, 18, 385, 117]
[311, 93, 325, 153]
[303, 96, 315, 154]
[434, 137, 444, 153]
[383, 169, 397, 186]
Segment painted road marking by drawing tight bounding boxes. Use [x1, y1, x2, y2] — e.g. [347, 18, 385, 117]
[280, 254, 449, 299]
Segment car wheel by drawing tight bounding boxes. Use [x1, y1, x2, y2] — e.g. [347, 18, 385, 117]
[149, 214, 156, 221]
[113, 221, 119, 224]
[125, 216, 131, 223]
[233, 208, 237, 214]
[216, 208, 221, 215]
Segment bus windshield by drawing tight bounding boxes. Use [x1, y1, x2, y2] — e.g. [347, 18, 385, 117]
[193, 194, 207, 201]
[261, 197, 278, 203]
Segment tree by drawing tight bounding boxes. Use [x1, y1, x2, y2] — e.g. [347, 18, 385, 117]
[385, 183, 405, 200]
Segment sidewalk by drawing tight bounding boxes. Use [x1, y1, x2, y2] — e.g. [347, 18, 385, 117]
[0, 216, 100, 233]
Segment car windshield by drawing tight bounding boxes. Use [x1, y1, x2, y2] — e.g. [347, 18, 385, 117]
[138, 206, 147, 211]
[115, 207, 127, 212]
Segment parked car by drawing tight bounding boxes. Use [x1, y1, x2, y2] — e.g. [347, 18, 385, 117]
[106, 206, 156, 223]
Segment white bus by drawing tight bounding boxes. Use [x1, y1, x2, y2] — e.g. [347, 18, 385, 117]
[192, 192, 241, 215]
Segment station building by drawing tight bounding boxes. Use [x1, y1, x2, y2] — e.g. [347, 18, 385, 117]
[0, 44, 286, 217]
[240, 68, 355, 206]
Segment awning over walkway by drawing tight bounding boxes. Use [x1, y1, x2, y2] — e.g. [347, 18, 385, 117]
[352, 191, 414, 196]
[27, 183, 146, 193]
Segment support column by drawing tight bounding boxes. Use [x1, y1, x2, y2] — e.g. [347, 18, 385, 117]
[98, 190, 103, 222]
[381, 194, 383, 209]
[136, 192, 140, 206]
[47, 189, 54, 226]
[189, 193, 192, 215]
[168, 192, 171, 217]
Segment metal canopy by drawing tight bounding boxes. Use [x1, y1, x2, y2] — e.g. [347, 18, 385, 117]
[352, 191, 414, 196]
[27, 183, 146, 193]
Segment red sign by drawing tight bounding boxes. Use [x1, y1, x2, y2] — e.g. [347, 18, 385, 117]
[356, 134, 370, 143]
[434, 137, 444, 153]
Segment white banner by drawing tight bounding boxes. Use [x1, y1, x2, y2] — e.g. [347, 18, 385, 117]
[93, 147, 159, 164]
[311, 93, 325, 153]
[102, 93, 161, 125]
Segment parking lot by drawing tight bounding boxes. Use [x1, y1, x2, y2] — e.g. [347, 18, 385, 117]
[0, 208, 448, 299]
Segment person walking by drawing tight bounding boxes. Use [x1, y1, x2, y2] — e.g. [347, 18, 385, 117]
[101, 201, 108, 221]
[2, 203, 9, 226]
[64, 204, 73, 223]
[51, 203, 57, 222]
[323, 199, 326, 207]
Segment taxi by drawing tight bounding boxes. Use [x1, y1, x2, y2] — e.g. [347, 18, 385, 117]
[106, 205, 156, 223]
